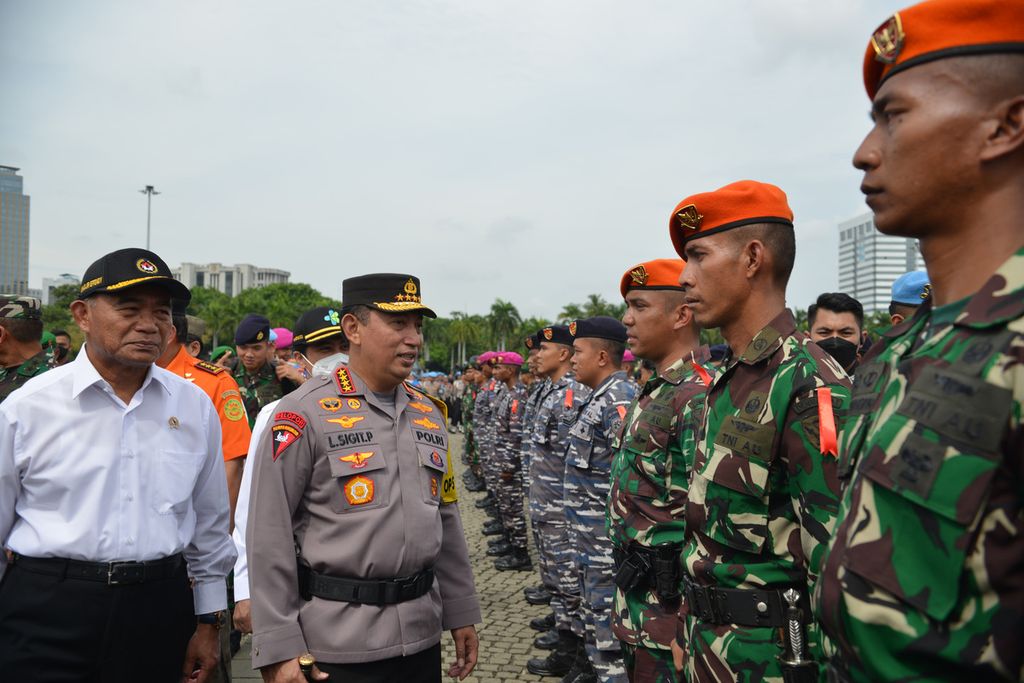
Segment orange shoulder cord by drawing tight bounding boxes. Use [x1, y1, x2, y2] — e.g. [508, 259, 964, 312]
[816, 387, 838, 457]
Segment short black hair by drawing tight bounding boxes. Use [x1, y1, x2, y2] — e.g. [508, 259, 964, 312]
[729, 223, 796, 287]
[2, 318, 43, 344]
[51, 329, 69, 339]
[593, 338, 626, 366]
[808, 292, 864, 330]
[172, 313, 189, 344]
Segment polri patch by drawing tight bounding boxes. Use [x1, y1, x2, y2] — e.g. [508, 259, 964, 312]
[344, 476, 374, 505]
[272, 424, 301, 460]
[275, 411, 307, 429]
[319, 397, 342, 412]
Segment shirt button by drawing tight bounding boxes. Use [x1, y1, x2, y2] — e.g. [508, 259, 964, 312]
[126, 537, 134, 545]
[126, 494, 134, 501]
[126, 452, 135, 458]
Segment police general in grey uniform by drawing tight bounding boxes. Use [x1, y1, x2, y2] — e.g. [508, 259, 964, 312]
[247, 273, 481, 683]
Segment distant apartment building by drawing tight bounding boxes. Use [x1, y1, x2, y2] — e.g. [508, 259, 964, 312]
[838, 212, 920, 314]
[172, 262, 290, 296]
[41, 273, 81, 305]
[0, 166, 31, 295]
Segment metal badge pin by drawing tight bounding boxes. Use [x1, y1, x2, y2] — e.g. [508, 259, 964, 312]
[168, 416, 180, 429]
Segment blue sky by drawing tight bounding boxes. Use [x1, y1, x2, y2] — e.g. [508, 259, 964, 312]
[1, 0, 905, 318]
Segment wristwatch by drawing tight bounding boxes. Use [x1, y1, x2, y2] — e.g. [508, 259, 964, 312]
[197, 610, 227, 629]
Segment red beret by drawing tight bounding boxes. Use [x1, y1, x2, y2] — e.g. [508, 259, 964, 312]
[669, 180, 793, 258]
[864, 0, 1024, 100]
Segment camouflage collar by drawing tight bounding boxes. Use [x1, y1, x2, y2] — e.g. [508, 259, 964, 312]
[953, 247, 1024, 329]
[660, 345, 712, 385]
[735, 309, 793, 365]
[590, 370, 629, 398]
[16, 349, 51, 377]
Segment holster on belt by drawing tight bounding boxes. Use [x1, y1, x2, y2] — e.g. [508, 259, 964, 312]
[613, 543, 683, 607]
[651, 543, 683, 606]
[613, 547, 650, 594]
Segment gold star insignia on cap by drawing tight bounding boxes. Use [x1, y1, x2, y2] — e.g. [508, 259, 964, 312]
[871, 13, 905, 64]
[676, 204, 703, 231]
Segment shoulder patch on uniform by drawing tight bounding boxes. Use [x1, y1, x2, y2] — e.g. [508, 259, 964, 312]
[275, 411, 307, 429]
[224, 397, 246, 422]
[319, 397, 342, 412]
[272, 424, 301, 460]
[440, 450, 458, 504]
[564, 388, 574, 409]
[195, 360, 225, 375]
[408, 400, 434, 413]
[335, 366, 356, 394]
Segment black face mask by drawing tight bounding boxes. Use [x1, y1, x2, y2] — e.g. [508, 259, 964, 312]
[817, 336, 859, 373]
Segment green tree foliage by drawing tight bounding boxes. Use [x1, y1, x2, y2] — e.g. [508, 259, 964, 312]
[40, 284, 83, 347]
[558, 294, 625, 323]
[488, 299, 521, 351]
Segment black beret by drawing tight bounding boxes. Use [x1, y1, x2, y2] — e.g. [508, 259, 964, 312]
[539, 324, 573, 346]
[569, 316, 627, 344]
[234, 314, 271, 346]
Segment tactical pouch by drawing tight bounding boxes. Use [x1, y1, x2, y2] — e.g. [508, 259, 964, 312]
[613, 551, 651, 593]
[297, 562, 313, 601]
[652, 542, 683, 605]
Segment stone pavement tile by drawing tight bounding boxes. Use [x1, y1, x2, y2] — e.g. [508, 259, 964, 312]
[232, 433, 552, 682]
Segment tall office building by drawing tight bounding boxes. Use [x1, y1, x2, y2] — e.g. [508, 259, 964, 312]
[838, 212, 920, 314]
[41, 273, 81, 305]
[0, 166, 31, 295]
[172, 262, 290, 296]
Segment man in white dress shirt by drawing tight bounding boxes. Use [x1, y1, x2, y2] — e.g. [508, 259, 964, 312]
[0, 248, 236, 683]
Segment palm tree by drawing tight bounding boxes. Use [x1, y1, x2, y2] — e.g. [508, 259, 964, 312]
[558, 303, 585, 324]
[488, 299, 521, 351]
[449, 311, 481, 365]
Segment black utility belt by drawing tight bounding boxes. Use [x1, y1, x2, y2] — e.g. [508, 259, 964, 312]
[298, 565, 435, 605]
[613, 543, 683, 605]
[10, 553, 184, 586]
[683, 575, 809, 628]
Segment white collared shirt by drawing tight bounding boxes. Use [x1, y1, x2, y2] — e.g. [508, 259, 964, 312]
[231, 399, 278, 602]
[0, 347, 237, 613]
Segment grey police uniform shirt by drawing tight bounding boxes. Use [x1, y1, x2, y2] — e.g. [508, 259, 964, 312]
[247, 365, 481, 667]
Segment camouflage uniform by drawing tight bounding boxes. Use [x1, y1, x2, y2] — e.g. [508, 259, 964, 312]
[817, 249, 1024, 682]
[473, 378, 498, 496]
[529, 371, 591, 632]
[494, 381, 529, 551]
[521, 378, 549, 491]
[607, 350, 714, 682]
[0, 297, 54, 404]
[232, 363, 295, 429]
[681, 309, 851, 683]
[461, 384, 477, 469]
[565, 370, 637, 682]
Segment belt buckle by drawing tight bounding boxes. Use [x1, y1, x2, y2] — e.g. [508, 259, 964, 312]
[107, 561, 126, 585]
[107, 561, 143, 585]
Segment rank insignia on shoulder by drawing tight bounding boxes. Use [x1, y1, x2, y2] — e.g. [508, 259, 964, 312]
[413, 416, 441, 431]
[195, 360, 225, 375]
[327, 415, 365, 429]
[344, 475, 374, 505]
[272, 424, 301, 460]
[319, 397, 342, 412]
[339, 451, 375, 468]
[335, 367, 356, 394]
[408, 401, 433, 413]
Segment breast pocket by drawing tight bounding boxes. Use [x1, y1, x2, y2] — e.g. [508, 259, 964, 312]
[327, 446, 388, 513]
[691, 418, 773, 553]
[416, 444, 448, 505]
[151, 450, 202, 516]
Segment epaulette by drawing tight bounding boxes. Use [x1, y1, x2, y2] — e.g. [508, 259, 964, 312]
[194, 360, 225, 375]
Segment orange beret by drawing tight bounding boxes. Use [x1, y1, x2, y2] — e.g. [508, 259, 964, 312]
[619, 259, 685, 298]
[864, 0, 1024, 100]
[668, 180, 793, 258]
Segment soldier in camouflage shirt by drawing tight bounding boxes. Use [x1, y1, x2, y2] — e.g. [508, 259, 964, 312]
[473, 353, 500, 514]
[0, 296, 54, 403]
[563, 317, 638, 683]
[526, 325, 592, 679]
[232, 314, 299, 428]
[606, 260, 714, 683]
[521, 333, 555, 606]
[816, 4, 1024, 680]
[671, 181, 851, 682]
[460, 361, 485, 491]
[490, 352, 532, 571]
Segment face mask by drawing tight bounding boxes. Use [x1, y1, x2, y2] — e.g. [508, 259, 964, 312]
[817, 337, 859, 373]
[310, 352, 347, 378]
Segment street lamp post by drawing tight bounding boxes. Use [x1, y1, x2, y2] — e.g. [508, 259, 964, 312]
[139, 185, 161, 250]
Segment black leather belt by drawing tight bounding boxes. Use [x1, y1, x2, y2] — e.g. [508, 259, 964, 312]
[683, 575, 809, 628]
[299, 565, 435, 605]
[11, 553, 184, 586]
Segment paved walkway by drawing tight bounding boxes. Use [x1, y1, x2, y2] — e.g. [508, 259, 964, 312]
[232, 433, 552, 682]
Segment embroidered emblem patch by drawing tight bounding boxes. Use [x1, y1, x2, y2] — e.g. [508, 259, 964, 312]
[327, 415, 365, 429]
[272, 424, 301, 460]
[336, 367, 356, 394]
[136, 258, 158, 274]
[344, 476, 374, 505]
[413, 416, 441, 431]
[324, 309, 340, 325]
[319, 397, 342, 412]
[676, 204, 703, 231]
[629, 265, 648, 286]
[339, 451, 375, 469]
[543, 328, 553, 341]
[871, 13, 905, 64]
[408, 401, 433, 413]
[525, 336, 534, 349]
[224, 398, 245, 422]
[430, 450, 445, 468]
[568, 321, 577, 336]
[347, 399, 362, 410]
[275, 411, 307, 429]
